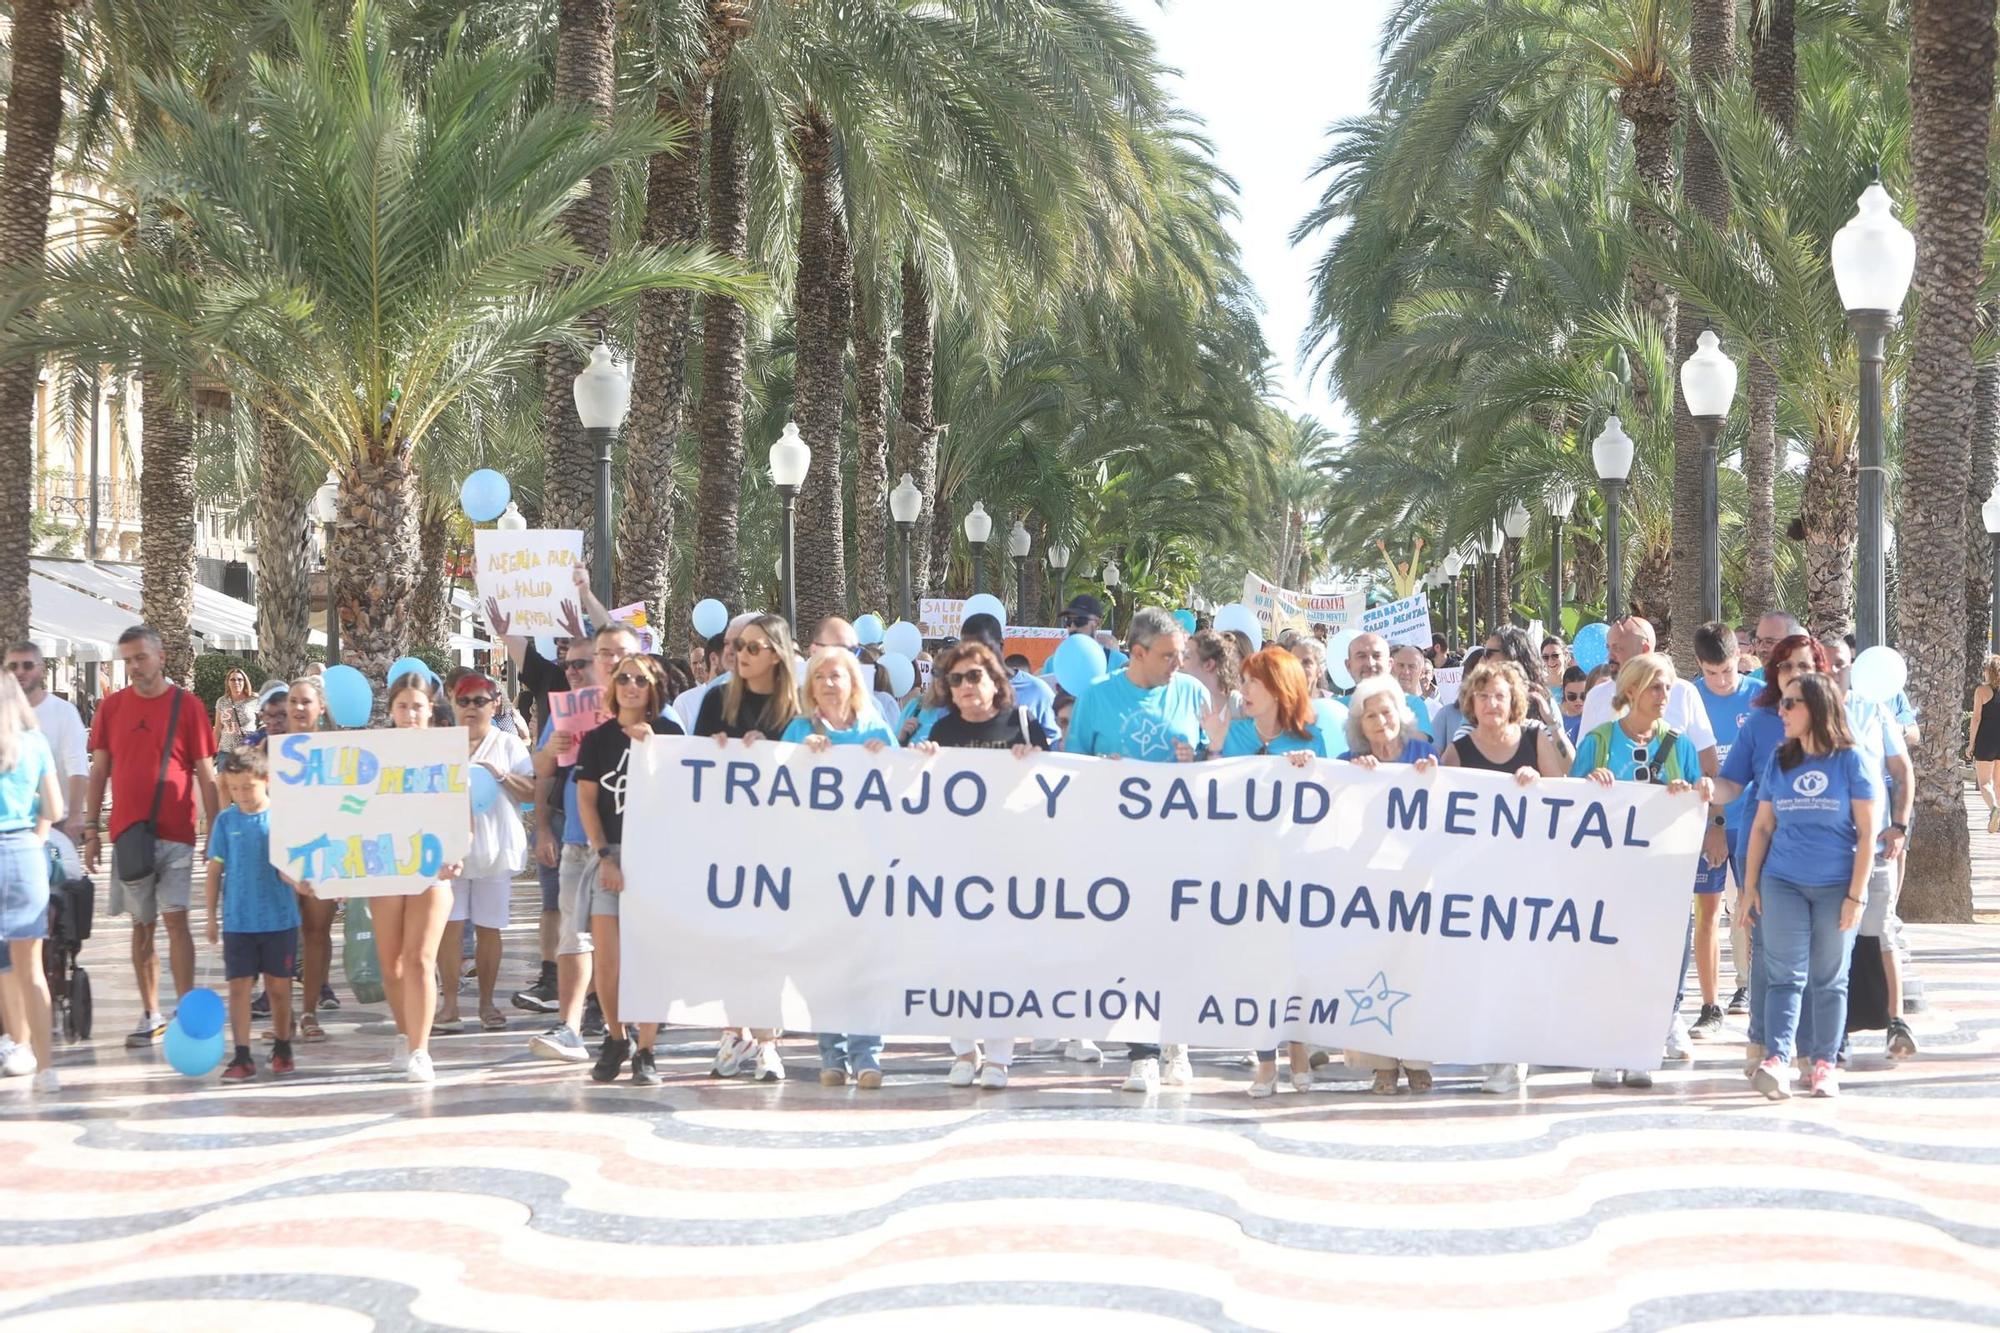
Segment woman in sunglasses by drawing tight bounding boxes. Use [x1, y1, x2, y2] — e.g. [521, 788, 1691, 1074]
[576, 654, 685, 1085]
[438, 674, 534, 1034]
[779, 649, 898, 1088]
[694, 614, 802, 744]
[1573, 652, 1714, 1091]
[1740, 671, 1877, 1100]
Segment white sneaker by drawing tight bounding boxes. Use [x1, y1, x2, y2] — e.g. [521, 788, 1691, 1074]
[1162, 1047, 1193, 1087]
[32, 1068, 58, 1094]
[1480, 1063, 1522, 1094]
[2, 1044, 35, 1078]
[1290, 1068, 1314, 1093]
[946, 1056, 978, 1087]
[712, 1032, 748, 1077]
[1121, 1057, 1161, 1093]
[405, 1050, 435, 1083]
[1064, 1038, 1102, 1063]
[389, 1036, 411, 1073]
[1591, 1068, 1623, 1088]
[1663, 1016, 1693, 1062]
[978, 1063, 1009, 1089]
[0, 1035, 15, 1063]
[753, 1043, 785, 1082]
[1247, 1074, 1277, 1099]
[529, 1025, 589, 1063]
[1622, 1068, 1654, 1089]
[1030, 1038, 1061, 1055]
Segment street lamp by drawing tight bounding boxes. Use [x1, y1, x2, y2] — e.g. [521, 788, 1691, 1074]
[1047, 543, 1071, 623]
[1679, 328, 1739, 622]
[1592, 415, 1636, 622]
[963, 501, 993, 597]
[1501, 501, 1530, 630]
[1545, 480, 1577, 634]
[1832, 179, 1915, 651]
[572, 339, 632, 605]
[1984, 491, 2000, 652]
[1102, 558, 1121, 637]
[768, 421, 811, 631]
[313, 469, 341, 667]
[1008, 520, 1032, 622]
[1441, 549, 1464, 648]
[890, 473, 923, 622]
[1480, 521, 1503, 637]
[496, 502, 527, 531]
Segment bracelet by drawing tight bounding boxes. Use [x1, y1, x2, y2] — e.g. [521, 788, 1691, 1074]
[1847, 895, 1864, 904]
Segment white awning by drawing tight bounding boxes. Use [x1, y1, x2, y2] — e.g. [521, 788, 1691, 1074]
[33, 558, 259, 652]
[28, 574, 129, 662]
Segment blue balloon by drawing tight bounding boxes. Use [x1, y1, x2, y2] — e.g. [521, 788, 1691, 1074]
[691, 598, 730, 639]
[533, 634, 558, 662]
[1050, 634, 1108, 697]
[387, 655, 435, 689]
[1105, 648, 1128, 672]
[854, 613, 886, 646]
[164, 1020, 227, 1077]
[175, 986, 225, 1040]
[323, 664, 374, 727]
[1571, 622, 1611, 673]
[459, 469, 512, 523]
[1173, 609, 1197, 633]
[1313, 696, 1350, 741]
[469, 764, 499, 813]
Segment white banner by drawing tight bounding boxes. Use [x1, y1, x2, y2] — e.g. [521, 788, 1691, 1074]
[267, 728, 472, 898]
[1361, 591, 1433, 648]
[621, 738, 1701, 1068]
[1241, 572, 1363, 633]
[474, 529, 585, 637]
[1434, 666, 1463, 708]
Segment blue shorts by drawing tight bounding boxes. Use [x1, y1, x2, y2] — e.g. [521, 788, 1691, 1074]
[539, 861, 562, 914]
[224, 927, 299, 981]
[0, 829, 50, 942]
[1694, 852, 1733, 895]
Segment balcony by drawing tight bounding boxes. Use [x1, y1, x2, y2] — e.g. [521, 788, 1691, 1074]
[40, 470, 141, 525]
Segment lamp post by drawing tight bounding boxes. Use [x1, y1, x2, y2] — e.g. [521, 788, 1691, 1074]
[1102, 559, 1121, 637]
[1048, 543, 1071, 623]
[572, 339, 633, 605]
[1441, 549, 1464, 648]
[1592, 415, 1636, 622]
[1009, 520, 1032, 622]
[1832, 179, 1916, 651]
[768, 421, 811, 632]
[313, 469, 341, 666]
[1481, 522, 1503, 637]
[1501, 501, 1530, 629]
[890, 473, 923, 622]
[1985, 491, 2000, 652]
[1545, 480, 1576, 633]
[963, 501, 993, 597]
[496, 502, 527, 531]
[1679, 328, 1739, 622]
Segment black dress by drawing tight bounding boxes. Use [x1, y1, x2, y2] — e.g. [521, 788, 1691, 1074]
[1976, 689, 2000, 762]
[1451, 721, 1545, 773]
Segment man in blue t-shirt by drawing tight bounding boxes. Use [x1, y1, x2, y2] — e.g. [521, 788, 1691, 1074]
[1065, 607, 1209, 1094]
[1692, 622, 1759, 1037]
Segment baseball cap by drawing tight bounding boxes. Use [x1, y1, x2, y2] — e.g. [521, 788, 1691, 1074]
[1062, 594, 1106, 623]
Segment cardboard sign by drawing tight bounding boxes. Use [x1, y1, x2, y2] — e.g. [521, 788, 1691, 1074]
[267, 727, 471, 899]
[1001, 626, 1066, 671]
[607, 600, 659, 653]
[920, 599, 965, 640]
[550, 686, 607, 736]
[474, 530, 585, 636]
[1434, 666, 1463, 708]
[1361, 592, 1433, 649]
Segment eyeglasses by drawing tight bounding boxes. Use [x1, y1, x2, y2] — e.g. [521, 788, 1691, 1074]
[613, 672, 651, 688]
[563, 659, 593, 674]
[1630, 746, 1653, 784]
[3, 661, 36, 672]
[737, 640, 773, 658]
[944, 670, 987, 688]
[1779, 695, 1806, 712]
[454, 695, 495, 708]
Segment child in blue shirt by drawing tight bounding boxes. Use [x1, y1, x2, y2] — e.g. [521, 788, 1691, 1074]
[204, 747, 304, 1081]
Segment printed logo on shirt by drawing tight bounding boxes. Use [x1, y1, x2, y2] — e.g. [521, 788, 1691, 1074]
[1792, 770, 1828, 798]
[1121, 714, 1172, 757]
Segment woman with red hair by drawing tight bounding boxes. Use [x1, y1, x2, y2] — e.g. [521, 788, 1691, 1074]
[1199, 647, 1331, 765]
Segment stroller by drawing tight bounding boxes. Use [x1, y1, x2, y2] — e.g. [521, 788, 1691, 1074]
[40, 844, 94, 1042]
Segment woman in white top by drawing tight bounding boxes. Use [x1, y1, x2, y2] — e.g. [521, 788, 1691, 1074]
[438, 672, 533, 1033]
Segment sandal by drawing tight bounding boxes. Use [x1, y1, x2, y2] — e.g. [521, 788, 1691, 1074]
[1405, 1068, 1434, 1094]
[433, 1014, 465, 1033]
[480, 1009, 508, 1031]
[300, 1014, 326, 1043]
[1370, 1068, 1400, 1095]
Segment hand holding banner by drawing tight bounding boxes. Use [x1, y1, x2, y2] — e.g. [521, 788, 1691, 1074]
[267, 727, 472, 898]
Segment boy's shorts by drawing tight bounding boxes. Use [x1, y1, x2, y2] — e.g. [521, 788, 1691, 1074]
[225, 927, 300, 981]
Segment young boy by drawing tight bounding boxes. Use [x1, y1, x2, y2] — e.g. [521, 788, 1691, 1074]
[204, 748, 302, 1080]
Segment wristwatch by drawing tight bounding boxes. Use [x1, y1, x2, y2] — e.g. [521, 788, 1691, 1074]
[1710, 814, 1726, 828]
[1890, 821, 1908, 833]
[596, 846, 618, 859]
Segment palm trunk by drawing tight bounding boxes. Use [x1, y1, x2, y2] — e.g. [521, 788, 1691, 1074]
[1741, 353, 1781, 616]
[1670, 1, 1736, 660]
[1619, 79, 1682, 420]
[1627, 538, 1672, 631]
[540, 0, 617, 537]
[1966, 302, 1999, 692]
[253, 411, 313, 678]
[1570, 528, 1604, 612]
[791, 110, 850, 631]
[139, 368, 197, 685]
[696, 84, 749, 611]
[854, 274, 892, 616]
[1899, 0, 1994, 923]
[331, 447, 420, 695]
[410, 497, 453, 649]
[1799, 415, 1857, 638]
[899, 256, 940, 598]
[0, 0, 80, 646]
[618, 83, 706, 623]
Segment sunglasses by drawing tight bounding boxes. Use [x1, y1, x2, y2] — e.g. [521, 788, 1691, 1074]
[737, 640, 773, 658]
[944, 670, 987, 688]
[1630, 746, 1653, 784]
[3, 661, 36, 672]
[1779, 695, 1806, 712]
[563, 659, 593, 674]
[613, 672, 652, 688]
[1563, 691, 1585, 703]
[454, 694, 495, 708]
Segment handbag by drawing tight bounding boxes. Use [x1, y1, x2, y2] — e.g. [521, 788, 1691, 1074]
[112, 687, 183, 884]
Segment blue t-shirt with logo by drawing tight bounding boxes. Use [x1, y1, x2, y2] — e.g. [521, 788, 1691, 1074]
[1695, 675, 1760, 831]
[207, 805, 302, 935]
[1221, 717, 1331, 758]
[1757, 747, 1877, 886]
[1064, 669, 1208, 761]
[1570, 721, 1701, 784]
[780, 714, 900, 747]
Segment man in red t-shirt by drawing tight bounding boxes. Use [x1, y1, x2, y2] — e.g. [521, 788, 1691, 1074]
[83, 626, 220, 1046]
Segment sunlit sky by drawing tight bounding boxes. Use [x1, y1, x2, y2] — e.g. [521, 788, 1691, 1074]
[1118, 0, 1398, 433]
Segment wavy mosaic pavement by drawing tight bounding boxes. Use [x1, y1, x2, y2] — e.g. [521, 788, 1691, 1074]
[2, 888, 1996, 1332]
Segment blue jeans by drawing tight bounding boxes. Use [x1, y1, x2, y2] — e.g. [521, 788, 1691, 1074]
[1759, 876, 1857, 1065]
[817, 1032, 882, 1074]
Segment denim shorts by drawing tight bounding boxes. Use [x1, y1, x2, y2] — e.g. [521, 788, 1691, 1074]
[538, 860, 562, 914]
[224, 927, 299, 981]
[0, 829, 51, 942]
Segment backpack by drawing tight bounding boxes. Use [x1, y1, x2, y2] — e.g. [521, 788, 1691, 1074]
[1584, 722, 1685, 785]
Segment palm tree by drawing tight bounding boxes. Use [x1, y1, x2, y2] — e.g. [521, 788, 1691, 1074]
[1898, 0, 1994, 922]
[0, 0, 89, 646]
[253, 409, 315, 677]
[23, 0, 759, 687]
[694, 77, 751, 613]
[1742, 0, 1797, 617]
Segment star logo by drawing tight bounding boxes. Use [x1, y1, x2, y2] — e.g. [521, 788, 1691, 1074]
[1345, 972, 1411, 1035]
[1122, 714, 1172, 757]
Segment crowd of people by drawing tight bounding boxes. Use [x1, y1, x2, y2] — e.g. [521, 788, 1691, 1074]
[0, 565, 1953, 1104]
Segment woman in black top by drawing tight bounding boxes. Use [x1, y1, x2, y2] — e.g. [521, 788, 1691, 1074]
[576, 654, 684, 1086]
[694, 614, 802, 742]
[1483, 626, 1573, 761]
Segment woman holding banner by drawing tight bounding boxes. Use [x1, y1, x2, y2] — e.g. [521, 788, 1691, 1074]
[1573, 653, 1713, 1091]
[1205, 649, 1330, 763]
[284, 675, 340, 1041]
[577, 655, 684, 1085]
[438, 673, 533, 1035]
[784, 650, 898, 1087]
[914, 641, 1052, 1088]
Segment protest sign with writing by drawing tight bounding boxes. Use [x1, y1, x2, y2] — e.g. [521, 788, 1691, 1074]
[474, 530, 584, 637]
[1240, 572, 1363, 632]
[1434, 666, 1463, 708]
[550, 687, 607, 736]
[919, 599, 964, 640]
[1003, 626, 1066, 671]
[267, 727, 471, 899]
[1361, 592, 1433, 648]
[607, 601, 658, 653]
[621, 738, 1702, 1068]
